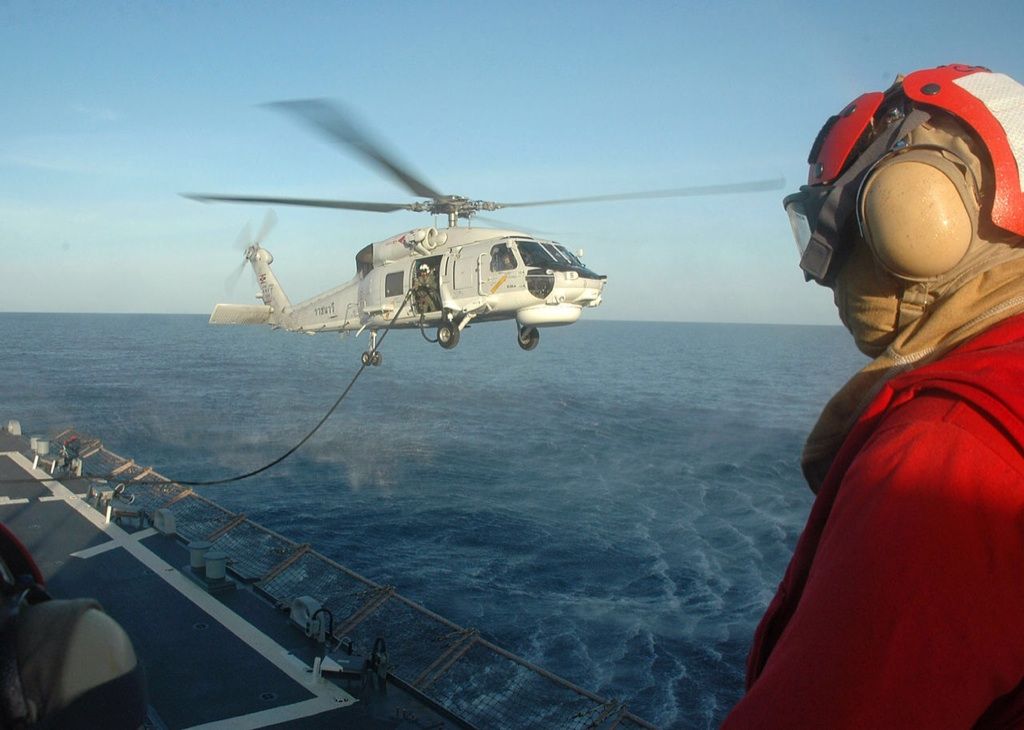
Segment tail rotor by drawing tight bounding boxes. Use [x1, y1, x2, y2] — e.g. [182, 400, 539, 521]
[224, 210, 276, 296]
[253, 208, 277, 248]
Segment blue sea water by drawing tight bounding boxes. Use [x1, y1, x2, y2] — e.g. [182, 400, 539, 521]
[0, 313, 865, 728]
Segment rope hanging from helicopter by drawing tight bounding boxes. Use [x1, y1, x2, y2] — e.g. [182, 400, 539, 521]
[1, 289, 416, 489]
[417, 314, 439, 344]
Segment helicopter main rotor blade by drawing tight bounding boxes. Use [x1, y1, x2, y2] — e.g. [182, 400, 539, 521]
[265, 99, 445, 201]
[495, 177, 786, 209]
[472, 215, 547, 234]
[182, 193, 416, 214]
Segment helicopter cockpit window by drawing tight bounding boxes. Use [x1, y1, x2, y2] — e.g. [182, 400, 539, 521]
[490, 243, 517, 272]
[385, 271, 404, 297]
[517, 241, 558, 268]
[552, 244, 583, 266]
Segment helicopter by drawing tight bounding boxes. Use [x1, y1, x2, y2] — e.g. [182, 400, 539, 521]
[185, 100, 783, 365]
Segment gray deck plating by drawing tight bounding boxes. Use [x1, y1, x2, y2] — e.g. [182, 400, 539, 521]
[0, 425, 658, 730]
[0, 442, 457, 729]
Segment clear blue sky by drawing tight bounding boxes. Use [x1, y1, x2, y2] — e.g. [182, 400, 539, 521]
[2, 1, 1022, 324]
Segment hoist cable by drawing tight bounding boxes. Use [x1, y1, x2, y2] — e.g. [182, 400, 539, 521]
[417, 314, 439, 343]
[0, 289, 415, 488]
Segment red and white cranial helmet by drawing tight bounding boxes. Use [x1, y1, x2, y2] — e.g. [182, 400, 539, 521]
[784, 64, 1024, 285]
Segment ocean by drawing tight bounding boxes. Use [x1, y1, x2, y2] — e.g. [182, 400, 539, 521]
[0, 313, 865, 728]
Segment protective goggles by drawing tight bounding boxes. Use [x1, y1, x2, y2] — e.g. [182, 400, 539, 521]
[783, 185, 842, 285]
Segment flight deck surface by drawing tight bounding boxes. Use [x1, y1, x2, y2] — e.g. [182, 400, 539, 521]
[0, 425, 656, 729]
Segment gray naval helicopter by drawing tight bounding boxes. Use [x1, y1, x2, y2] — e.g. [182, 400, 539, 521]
[186, 100, 781, 365]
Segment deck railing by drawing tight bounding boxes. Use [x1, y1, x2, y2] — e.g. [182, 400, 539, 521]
[49, 428, 658, 730]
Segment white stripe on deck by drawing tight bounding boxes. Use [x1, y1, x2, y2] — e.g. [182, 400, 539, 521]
[0, 497, 30, 505]
[1, 451, 356, 723]
[70, 528, 158, 559]
[181, 696, 348, 730]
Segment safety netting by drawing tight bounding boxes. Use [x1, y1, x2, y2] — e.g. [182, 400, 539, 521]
[47, 429, 658, 730]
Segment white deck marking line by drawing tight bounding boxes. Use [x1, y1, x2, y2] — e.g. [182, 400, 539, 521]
[0, 497, 30, 505]
[70, 528, 159, 559]
[68, 541, 124, 559]
[181, 696, 348, 730]
[3, 452, 356, 716]
[39, 495, 69, 502]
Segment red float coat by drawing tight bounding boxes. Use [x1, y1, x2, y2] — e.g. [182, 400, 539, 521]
[724, 315, 1024, 728]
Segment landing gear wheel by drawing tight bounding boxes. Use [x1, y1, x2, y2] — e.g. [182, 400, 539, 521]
[371, 350, 383, 366]
[361, 352, 371, 366]
[517, 326, 540, 351]
[437, 323, 460, 350]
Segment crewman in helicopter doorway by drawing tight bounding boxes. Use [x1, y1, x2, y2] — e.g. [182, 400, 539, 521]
[725, 64, 1024, 728]
[413, 263, 440, 313]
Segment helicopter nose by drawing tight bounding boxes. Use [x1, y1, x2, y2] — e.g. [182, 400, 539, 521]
[556, 271, 604, 307]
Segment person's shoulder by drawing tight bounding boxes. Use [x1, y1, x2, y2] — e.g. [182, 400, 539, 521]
[857, 390, 1024, 486]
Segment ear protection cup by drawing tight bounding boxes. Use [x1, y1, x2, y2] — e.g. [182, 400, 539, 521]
[858, 149, 977, 280]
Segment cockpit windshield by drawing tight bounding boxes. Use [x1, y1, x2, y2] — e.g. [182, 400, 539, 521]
[516, 240, 557, 268]
[551, 243, 583, 267]
[514, 238, 604, 279]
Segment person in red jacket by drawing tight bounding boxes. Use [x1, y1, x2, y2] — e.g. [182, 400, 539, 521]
[724, 65, 1024, 727]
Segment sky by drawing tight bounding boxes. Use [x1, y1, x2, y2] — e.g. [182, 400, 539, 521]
[2, 0, 1023, 324]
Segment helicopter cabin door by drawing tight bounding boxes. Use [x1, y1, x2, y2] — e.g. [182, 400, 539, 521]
[453, 250, 480, 296]
[411, 255, 443, 317]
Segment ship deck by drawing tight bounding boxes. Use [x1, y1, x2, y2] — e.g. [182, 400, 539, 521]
[0, 424, 657, 729]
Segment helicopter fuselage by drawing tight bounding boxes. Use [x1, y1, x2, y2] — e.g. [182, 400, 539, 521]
[194, 96, 778, 358]
[210, 226, 606, 354]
